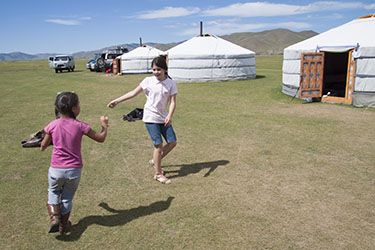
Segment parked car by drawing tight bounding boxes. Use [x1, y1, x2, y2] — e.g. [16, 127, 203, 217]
[86, 47, 127, 72]
[49, 55, 75, 73]
[86, 54, 105, 72]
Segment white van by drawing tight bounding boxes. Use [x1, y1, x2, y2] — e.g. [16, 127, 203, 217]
[48, 55, 75, 73]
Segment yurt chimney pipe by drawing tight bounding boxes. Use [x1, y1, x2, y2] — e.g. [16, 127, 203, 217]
[140, 37, 143, 47]
[200, 21, 203, 36]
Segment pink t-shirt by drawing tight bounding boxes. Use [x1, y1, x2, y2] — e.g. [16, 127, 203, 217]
[44, 118, 91, 168]
[140, 76, 178, 123]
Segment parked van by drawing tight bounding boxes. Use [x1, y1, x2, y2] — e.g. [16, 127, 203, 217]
[48, 55, 75, 73]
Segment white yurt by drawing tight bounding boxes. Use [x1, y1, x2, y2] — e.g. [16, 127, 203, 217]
[120, 45, 164, 74]
[282, 15, 375, 107]
[167, 34, 256, 82]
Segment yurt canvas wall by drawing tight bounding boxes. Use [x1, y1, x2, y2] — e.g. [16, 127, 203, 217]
[282, 15, 375, 107]
[121, 45, 164, 74]
[167, 34, 256, 82]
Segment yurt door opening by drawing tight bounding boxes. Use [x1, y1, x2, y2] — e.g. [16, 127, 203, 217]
[299, 50, 355, 104]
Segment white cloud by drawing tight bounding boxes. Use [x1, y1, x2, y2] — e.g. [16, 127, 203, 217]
[45, 19, 80, 25]
[177, 19, 311, 36]
[329, 13, 344, 19]
[307, 13, 344, 20]
[80, 16, 92, 20]
[277, 22, 311, 29]
[298, 1, 363, 12]
[138, 7, 200, 19]
[165, 22, 195, 29]
[202, 1, 364, 17]
[44, 16, 91, 25]
[364, 4, 375, 10]
[203, 2, 302, 17]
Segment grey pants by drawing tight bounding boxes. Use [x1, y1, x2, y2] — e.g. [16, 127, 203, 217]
[48, 167, 82, 216]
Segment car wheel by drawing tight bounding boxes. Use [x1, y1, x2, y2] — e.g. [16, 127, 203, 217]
[96, 57, 105, 71]
[55, 69, 58, 73]
[72, 66, 75, 72]
[60, 69, 63, 73]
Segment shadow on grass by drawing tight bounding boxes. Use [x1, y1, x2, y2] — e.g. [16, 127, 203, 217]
[56, 196, 174, 241]
[164, 160, 230, 179]
[54, 70, 84, 74]
[256, 75, 266, 79]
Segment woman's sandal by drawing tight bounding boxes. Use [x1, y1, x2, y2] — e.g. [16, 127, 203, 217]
[154, 174, 171, 184]
[149, 160, 164, 175]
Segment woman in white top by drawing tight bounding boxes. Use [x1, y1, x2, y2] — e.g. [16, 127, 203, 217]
[107, 56, 177, 184]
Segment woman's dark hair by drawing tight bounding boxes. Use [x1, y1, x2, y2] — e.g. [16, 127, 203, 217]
[152, 55, 171, 79]
[54, 92, 79, 119]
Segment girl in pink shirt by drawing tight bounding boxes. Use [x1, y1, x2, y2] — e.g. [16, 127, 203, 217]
[107, 56, 177, 184]
[41, 92, 109, 234]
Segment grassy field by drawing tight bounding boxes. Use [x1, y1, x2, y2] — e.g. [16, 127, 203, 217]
[1, 57, 374, 250]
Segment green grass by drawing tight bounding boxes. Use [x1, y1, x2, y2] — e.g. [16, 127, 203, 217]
[1, 57, 374, 249]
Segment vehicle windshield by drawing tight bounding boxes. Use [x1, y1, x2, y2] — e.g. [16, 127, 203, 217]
[107, 54, 118, 59]
[55, 57, 68, 61]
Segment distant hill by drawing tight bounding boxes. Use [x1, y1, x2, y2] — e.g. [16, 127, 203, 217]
[72, 43, 139, 60]
[0, 52, 38, 61]
[0, 29, 318, 61]
[221, 28, 318, 55]
[149, 42, 183, 52]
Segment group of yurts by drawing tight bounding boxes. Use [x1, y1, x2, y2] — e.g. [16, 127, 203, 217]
[117, 16, 375, 108]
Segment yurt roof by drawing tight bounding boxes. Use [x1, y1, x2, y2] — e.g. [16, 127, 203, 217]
[285, 15, 375, 51]
[167, 34, 255, 57]
[121, 45, 163, 59]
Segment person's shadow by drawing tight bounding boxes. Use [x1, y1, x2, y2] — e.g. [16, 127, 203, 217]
[56, 196, 174, 241]
[163, 160, 229, 179]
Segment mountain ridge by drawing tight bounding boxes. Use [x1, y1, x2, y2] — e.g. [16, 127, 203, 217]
[0, 28, 318, 61]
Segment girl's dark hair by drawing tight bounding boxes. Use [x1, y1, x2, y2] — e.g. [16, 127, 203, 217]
[152, 55, 171, 79]
[54, 92, 79, 119]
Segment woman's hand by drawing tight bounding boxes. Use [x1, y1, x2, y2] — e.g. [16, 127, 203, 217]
[164, 116, 172, 126]
[165, 94, 176, 127]
[107, 101, 117, 108]
[107, 85, 144, 109]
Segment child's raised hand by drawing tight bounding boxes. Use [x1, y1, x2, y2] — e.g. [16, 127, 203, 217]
[107, 101, 117, 108]
[100, 116, 109, 128]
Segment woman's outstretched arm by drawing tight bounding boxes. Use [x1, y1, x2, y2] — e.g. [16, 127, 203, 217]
[107, 85, 143, 108]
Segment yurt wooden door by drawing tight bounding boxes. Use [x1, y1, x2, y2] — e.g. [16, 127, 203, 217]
[299, 51, 354, 104]
[299, 52, 324, 99]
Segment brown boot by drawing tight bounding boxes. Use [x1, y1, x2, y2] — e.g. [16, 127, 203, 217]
[47, 204, 61, 233]
[59, 212, 72, 234]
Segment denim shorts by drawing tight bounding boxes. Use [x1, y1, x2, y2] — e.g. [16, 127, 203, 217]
[48, 167, 82, 215]
[145, 123, 177, 146]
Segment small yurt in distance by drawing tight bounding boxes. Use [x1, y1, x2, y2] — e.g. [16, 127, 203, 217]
[167, 34, 256, 82]
[282, 15, 375, 107]
[120, 44, 164, 74]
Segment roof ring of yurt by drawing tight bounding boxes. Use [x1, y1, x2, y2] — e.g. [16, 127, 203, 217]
[167, 22, 256, 83]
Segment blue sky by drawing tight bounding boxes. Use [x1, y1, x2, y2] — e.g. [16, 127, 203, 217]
[1, 0, 375, 54]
